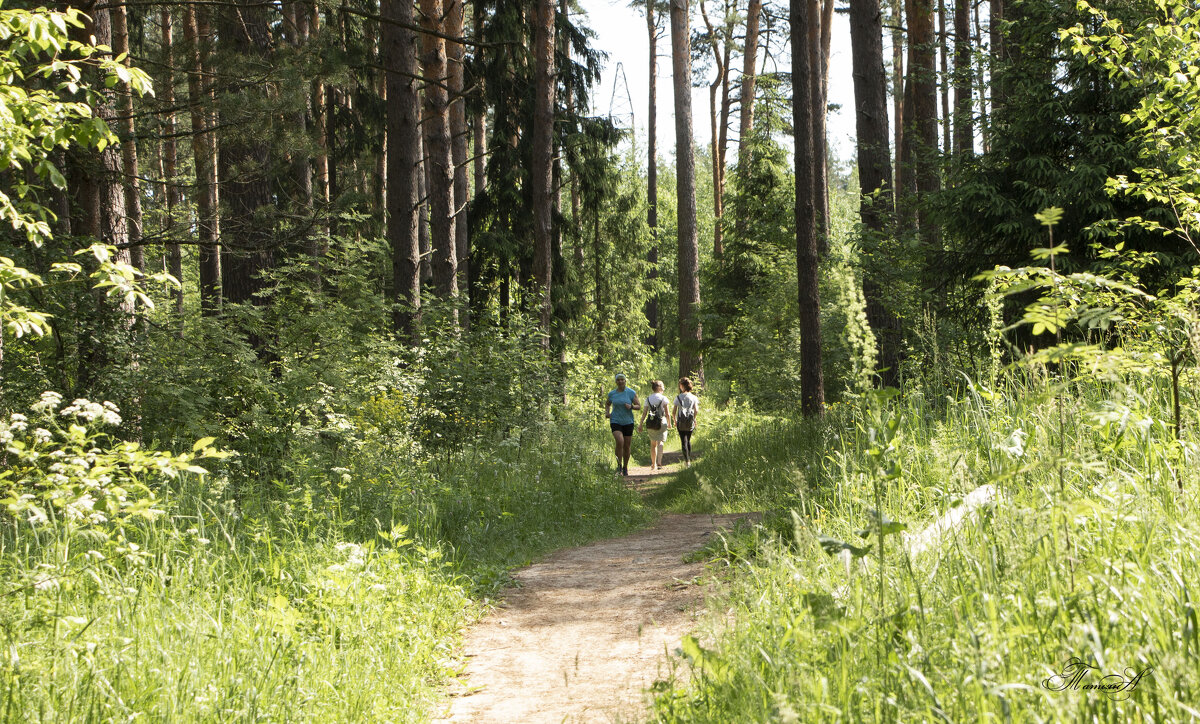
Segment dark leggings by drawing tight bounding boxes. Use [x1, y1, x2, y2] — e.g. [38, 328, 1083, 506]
[679, 430, 693, 459]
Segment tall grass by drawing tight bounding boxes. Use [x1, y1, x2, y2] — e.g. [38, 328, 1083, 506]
[0, 415, 647, 721]
[651, 372, 1200, 722]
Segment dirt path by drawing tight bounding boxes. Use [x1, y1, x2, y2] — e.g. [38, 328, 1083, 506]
[437, 459, 754, 724]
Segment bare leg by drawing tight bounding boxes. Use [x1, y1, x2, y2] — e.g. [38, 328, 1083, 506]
[650, 440, 660, 469]
[612, 429, 624, 470]
[622, 435, 633, 470]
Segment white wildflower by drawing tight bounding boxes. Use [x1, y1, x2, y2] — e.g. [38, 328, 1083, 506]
[33, 428, 52, 443]
[32, 391, 63, 413]
[326, 564, 346, 573]
[8, 414, 28, 432]
[370, 583, 387, 593]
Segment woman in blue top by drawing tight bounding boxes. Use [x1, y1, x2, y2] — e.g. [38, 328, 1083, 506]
[605, 373, 640, 476]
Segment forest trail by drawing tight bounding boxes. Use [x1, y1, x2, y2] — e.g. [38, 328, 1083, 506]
[438, 459, 755, 723]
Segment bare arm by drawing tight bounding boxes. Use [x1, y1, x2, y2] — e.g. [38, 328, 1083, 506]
[631, 393, 641, 411]
[604, 398, 612, 419]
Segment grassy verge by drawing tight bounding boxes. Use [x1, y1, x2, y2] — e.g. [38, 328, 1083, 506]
[649, 377, 1200, 722]
[0, 415, 648, 721]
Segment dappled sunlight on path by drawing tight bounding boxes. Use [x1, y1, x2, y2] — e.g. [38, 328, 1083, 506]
[436, 508, 754, 724]
[623, 451, 692, 495]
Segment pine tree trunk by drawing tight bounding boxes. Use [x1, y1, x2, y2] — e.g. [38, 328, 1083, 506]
[218, 0, 275, 308]
[938, 0, 951, 153]
[184, 5, 220, 314]
[973, 1, 989, 151]
[419, 131, 432, 282]
[531, 0, 556, 342]
[904, 0, 940, 242]
[792, 0, 825, 415]
[111, 1, 143, 273]
[68, 0, 132, 391]
[807, 0, 833, 255]
[700, 0, 725, 262]
[953, 0, 973, 154]
[646, 0, 659, 349]
[160, 9, 184, 319]
[384, 0, 423, 341]
[312, 6, 330, 233]
[447, 0, 470, 306]
[419, 0, 459, 325]
[850, 0, 902, 386]
[670, 0, 703, 381]
[989, 0, 1004, 112]
[737, 0, 763, 165]
[891, 0, 904, 193]
[716, 18, 731, 260]
[470, 0, 486, 318]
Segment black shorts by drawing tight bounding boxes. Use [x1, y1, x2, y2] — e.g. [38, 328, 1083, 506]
[610, 422, 635, 437]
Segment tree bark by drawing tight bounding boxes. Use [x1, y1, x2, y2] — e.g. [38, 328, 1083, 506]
[809, 0, 834, 254]
[111, 0, 143, 273]
[989, 0, 1004, 113]
[716, 6, 732, 260]
[383, 0, 423, 341]
[891, 0, 904, 193]
[312, 6, 330, 234]
[184, 4, 220, 314]
[418, 130, 432, 282]
[446, 0, 470, 307]
[953, 0, 973, 154]
[850, 0, 902, 386]
[737, 0, 763, 164]
[938, 0, 951, 154]
[973, 0, 989, 151]
[531, 0, 556, 342]
[419, 0, 459, 325]
[160, 8, 184, 319]
[218, 0, 275, 308]
[792, 0, 825, 415]
[903, 0, 940, 240]
[700, 0, 723, 262]
[670, 0, 703, 381]
[646, 0, 659, 349]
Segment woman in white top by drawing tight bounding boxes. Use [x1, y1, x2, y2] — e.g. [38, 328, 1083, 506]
[638, 380, 671, 471]
[671, 377, 700, 466]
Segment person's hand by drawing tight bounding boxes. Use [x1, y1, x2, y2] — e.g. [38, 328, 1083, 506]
[605, 410, 611, 419]
[625, 403, 632, 410]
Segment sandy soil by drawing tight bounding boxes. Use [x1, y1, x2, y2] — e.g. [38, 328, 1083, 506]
[436, 459, 754, 724]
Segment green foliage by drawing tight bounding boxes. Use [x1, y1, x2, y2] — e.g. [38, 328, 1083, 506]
[943, 0, 1185, 296]
[712, 137, 875, 408]
[1062, 0, 1200, 247]
[0, 392, 222, 535]
[1, 5, 158, 351]
[650, 366, 1200, 721]
[0, 5, 151, 242]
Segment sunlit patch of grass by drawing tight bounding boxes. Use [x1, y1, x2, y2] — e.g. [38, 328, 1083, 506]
[650, 375, 1200, 722]
[0, 415, 647, 721]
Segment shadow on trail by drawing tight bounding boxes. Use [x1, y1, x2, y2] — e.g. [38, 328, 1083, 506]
[622, 450, 694, 495]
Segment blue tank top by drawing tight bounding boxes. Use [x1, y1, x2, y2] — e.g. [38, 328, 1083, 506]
[608, 387, 637, 425]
